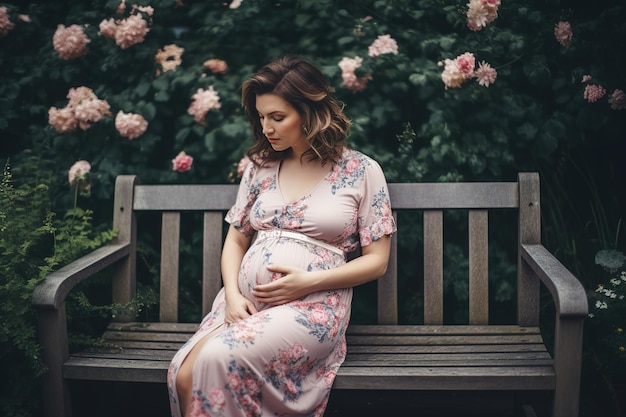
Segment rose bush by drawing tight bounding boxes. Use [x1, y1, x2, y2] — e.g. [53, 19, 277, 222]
[0, 0, 625, 414]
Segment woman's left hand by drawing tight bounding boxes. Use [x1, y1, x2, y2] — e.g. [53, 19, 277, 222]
[252, 265, 315, 306]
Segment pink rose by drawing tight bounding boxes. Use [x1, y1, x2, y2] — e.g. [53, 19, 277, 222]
[188, 86, 222, 125]
[583, 84, 606, 103]
[49, 106, 78, 133]
[52, 24, 90, 60]
[115, 111, 148, 139]
[227, 373, 242, 391]
[338, 56, 372, 92]
[440, 59, 465, 89]
[455, 52, 476, 78]
[236, 156, 251, 178]
[172, 151, 193, 172]
[0, 6, 15, 38]
[155, 44, 184, 74]
[208, 388, 225, 409]
[367, 34, 399, 58]
[554, 21, 573, 48]
[203, 58, 229, 74]
[474, 61, 497, 87]
[68, 160, 91, 187]
[309, 307, 329, 324]
[608, 89, 626, 110]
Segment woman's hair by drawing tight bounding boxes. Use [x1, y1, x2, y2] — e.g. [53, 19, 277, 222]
[241, 55, 351, 165]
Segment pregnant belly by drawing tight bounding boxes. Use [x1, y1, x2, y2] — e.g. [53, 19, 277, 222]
[238, 236, 341, 300]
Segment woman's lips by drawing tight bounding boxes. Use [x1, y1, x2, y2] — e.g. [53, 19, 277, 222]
[267, 137, 279, 143]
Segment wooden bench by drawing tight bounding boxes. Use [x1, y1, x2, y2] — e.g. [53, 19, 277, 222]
[32, 173, 588, 417]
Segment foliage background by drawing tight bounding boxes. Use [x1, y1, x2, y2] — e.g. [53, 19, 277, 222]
[1, 0, 625, 416]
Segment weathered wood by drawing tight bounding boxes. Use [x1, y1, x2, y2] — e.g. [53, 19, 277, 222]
[517, 173, 541, 327]
[133, 184, 238, 211]
[469, 210, 489, 324]
[33, 173, 588, 417]
[423, 210, 443, 324]
[377, 211, 398, 324]
[203, 212, 223, 316]
[160, 212, 180, 322]
[388, 182, 519, 209]
[111, 175, 138, 318]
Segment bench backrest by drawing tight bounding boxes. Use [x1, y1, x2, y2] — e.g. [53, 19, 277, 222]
[111, 173, 541, 327]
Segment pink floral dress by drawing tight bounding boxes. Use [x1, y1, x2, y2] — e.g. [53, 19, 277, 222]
[167, 148, 396, 417]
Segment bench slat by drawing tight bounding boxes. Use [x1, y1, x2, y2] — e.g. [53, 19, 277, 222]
[160, 212, 180, 322]
[469, 210, 489, 324]
[423, 210, 443, 324]
[377, 212, 398, 324]
[346, 325, 540, 335]
[203, 212, 223, 315]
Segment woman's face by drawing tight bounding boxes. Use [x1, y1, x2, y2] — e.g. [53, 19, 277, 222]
[256, 93, 307, 155]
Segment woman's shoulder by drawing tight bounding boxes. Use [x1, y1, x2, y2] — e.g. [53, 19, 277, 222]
[339, 148, 384, 172]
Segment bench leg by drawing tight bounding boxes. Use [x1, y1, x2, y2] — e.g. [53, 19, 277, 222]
[38, 307, 72, 417]
[552, 317, 584, 417]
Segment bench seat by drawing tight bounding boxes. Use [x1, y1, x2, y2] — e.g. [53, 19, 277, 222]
[33, 173, 586, 417]
[64, 322, 555, 392]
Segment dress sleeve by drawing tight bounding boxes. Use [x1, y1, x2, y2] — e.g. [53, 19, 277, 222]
[224, 161, 257, 236]
[358, 158, 397, 247]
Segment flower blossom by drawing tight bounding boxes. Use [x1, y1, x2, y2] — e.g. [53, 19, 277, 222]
[368, 34, 399, 58]
[68, 160, 91, 186]
[584, 84, 606, 103]
[188, 86, 222, 125]
[455, 52, 476, 78]
[474, 61, 497, 87]
[467, 0, 500, 31]
[608, 89, 626, 110]
[237, 156, 251, 178]
[439, 59, 465, 89]
[581, 75, 592, 83]
[114, 13, 150, 49]
[439, 53, 496, 89]
[229, 0, 243, 9]
[172, 151, 193, 173]
[115, 111, 148, 139]
[0, 6, 15, 38]
[99, 5, 152, 49]
[203, 59, 229, 74]
[52, 24, 90, 60]
[554, 21, 573, 48]
[48, 86, 111, 132]
[338, 56, 372, 92]
[155, 44, 184, 74]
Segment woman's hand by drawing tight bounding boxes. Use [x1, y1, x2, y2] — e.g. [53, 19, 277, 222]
[252, 265, 314, 306]
[224, 291, 258, 323]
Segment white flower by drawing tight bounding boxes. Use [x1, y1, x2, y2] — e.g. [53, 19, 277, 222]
[595, 300, 608, 310]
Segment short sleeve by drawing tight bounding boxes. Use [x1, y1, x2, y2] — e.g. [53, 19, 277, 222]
[358, 159, 397, 246]
[225, 161, 257, 236]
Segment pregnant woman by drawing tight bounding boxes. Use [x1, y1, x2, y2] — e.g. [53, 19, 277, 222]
[167, 55, 396, 417]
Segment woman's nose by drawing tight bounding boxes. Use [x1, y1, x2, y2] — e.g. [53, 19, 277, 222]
[261, 119, 274, 135]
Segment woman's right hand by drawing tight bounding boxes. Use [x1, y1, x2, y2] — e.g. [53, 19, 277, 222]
[224, 291, 258, 324]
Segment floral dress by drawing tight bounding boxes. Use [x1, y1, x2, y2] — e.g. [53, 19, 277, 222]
[167, 148, 396, 417]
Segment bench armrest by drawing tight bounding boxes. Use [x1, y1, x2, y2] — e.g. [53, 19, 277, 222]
[520, 244, 588, 317]
[32, 242, 131, 311]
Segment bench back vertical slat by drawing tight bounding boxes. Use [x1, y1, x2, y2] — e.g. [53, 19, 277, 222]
[469, 209, 489, 324]
[517, 173, 541, 326]
[423, 210, 444, 325]
[111, 175, 138, 319]
[160, 212, 180, 322]
[377, 212, 399, 324]
[203, 212, 224, 316]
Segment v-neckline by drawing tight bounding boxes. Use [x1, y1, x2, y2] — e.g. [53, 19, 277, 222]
[276, 160, 335, 205]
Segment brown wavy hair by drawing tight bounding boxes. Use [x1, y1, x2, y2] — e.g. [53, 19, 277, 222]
[241, 56, 351, 166]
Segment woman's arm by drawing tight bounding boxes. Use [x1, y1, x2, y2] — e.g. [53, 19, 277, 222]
[252, 235, 391, 306]
[221, 224, 257, 322]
